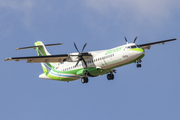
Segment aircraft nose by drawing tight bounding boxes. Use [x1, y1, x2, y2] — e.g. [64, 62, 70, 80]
[138, 48, 145, 54]
[129, 48, 144, 53]
[129, 48, 145, 57]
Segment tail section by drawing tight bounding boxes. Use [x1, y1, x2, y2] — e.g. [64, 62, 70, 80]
[34, 41, 51, 56]
[34, 41, 56, 74]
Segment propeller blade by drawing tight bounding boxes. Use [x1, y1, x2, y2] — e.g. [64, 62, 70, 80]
[81, 43, 87, 53]
[72, 42, 88, 68]
[133, 37, 138, 43]
[82, 57, 88, 68]
[124, 37, 128, 44]
[75, 59, 80, 67]
[74, 42, 80, 53]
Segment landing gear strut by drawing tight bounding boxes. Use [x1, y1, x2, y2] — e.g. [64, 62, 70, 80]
[136, 60, 142, 68]
[81, 77, 88, 83]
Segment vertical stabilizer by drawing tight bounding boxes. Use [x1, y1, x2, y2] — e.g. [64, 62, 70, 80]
[34, 41, 56, 74]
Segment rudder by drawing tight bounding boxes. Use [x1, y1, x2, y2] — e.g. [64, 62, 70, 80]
[34, 41, 56, 74]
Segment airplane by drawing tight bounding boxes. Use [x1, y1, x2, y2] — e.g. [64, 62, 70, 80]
[4, 37, 177, 84]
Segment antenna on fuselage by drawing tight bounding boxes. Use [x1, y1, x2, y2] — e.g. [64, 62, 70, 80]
[124, 37, 128, 44]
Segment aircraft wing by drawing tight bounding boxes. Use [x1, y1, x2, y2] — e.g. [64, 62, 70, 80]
[139, 38, 177, 50]
[4, 54, 69, 63]
[4, 52, 93, 63]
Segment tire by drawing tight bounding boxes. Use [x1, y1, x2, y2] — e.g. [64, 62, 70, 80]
[107, 74, 111, 80]
[81, 78, 85, 83]
[136, 64, 141, 68]
[85, 77, 89, 83]
[111, 74, 114, 80]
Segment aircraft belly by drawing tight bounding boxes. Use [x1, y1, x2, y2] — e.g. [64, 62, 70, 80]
[88, 69, 111, 77]
[101, 53, 144, 69]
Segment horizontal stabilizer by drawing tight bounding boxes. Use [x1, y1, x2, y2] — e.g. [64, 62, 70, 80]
[16, 43, 63, 50]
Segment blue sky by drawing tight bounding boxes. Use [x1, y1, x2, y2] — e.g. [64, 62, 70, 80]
[0, 0, 180, 120]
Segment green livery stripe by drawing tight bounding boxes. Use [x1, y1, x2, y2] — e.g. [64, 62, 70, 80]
[129, 48, 144, 52]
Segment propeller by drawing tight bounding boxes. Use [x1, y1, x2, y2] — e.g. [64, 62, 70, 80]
[124, 37, 128, 44]
[124, 36, 138, 43]
[133, 36, 138, 43]
[70, 43, 91, 68]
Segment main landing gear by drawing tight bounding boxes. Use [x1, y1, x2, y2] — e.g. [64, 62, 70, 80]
[107, 69, 116, 80]
[136, 60, 142, 68]
[81, 77, 88, 83]
[107, 74, 114, 80]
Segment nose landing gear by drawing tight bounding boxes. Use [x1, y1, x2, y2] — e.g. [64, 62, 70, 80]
[136, 60, 142, 68]
[136, 64, 141, 68]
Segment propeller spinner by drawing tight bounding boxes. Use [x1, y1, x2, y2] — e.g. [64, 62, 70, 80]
[70, 43, 91, 68]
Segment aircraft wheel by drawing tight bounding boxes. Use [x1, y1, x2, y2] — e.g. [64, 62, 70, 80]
[81, 77, 88, 83]
[85, 77, 89, 83]
[136, 64, 141, 68]
[107, 74, 114, 80]
[107, 74, 111, 80]
[111, 74, 114, 80]
[81, 77, 85, 83]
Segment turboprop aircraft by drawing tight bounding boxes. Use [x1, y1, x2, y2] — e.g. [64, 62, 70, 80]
[4, 37, 177, 83]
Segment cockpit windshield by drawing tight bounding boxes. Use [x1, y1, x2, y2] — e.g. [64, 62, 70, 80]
[131, 45, 137, 48]
[124, 45, 139, 50]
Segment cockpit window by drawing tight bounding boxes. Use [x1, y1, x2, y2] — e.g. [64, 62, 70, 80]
[124, 45, 140, 50]
[131, 45, 137, 48]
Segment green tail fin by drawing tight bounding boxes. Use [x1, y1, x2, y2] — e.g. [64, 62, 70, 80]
[34, 41, 56, 74]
